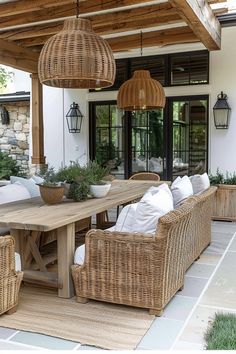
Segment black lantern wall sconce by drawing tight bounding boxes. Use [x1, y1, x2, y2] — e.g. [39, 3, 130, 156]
[213, 92, 231, 129]
[0, 106, 10, 125]
[66, 102, 83, 133]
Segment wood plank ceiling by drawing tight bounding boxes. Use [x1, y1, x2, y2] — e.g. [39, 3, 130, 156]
[0, 0, 228, 73]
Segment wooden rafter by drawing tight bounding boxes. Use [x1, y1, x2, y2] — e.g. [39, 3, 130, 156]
[0, 38, 39, 72]
[107, 26, 198, 52]
[0, 3, 181, 39]
[169, 0, 221, 50]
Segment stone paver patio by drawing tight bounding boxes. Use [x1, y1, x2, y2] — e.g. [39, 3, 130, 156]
[0, 221, 235, 350]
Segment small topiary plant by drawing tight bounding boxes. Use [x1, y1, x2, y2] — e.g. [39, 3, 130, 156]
[0, 151, 21, 180]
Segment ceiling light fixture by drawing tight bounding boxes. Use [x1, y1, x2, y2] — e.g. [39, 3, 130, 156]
[117, 31, 165, 111]
[38, 0, 116, 89]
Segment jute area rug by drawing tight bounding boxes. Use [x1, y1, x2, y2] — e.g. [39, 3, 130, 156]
[0, 286, 154, 350]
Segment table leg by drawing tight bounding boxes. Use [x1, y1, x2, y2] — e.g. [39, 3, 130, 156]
[57, 223, 75, 298]
[10, 229, 27, 269]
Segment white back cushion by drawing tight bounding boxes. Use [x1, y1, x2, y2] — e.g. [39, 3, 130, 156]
[10, 176, 40, 197]
[0, 182, 31, 205]
[31, 175, 44, 184]
[190, 173, 210, 195]
[133, 187, 173, 234]
[171, 175, 193, 207]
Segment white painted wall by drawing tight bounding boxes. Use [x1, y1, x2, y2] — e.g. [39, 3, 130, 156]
[11, 26, 236, 174]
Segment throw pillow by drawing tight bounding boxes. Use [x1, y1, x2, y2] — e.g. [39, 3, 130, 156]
[114, 203, 138, 232]
[0, 182, 31, 204]
[133, 187, 174, 234]
[190, 172, 210, 195]
[171, 175, 193, 207]
[10, 176, 40, 197]
[31, 175, 44, 184]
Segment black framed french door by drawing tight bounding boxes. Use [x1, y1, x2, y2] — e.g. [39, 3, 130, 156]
[89, 95, 209, 180]
[166, 95, 209, 180]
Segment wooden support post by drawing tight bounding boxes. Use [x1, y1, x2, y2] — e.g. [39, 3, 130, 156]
[31, 73, 46, 165]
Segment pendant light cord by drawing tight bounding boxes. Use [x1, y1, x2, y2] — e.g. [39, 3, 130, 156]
[76, 0, 79, 18]
[140, 30, 143, 57]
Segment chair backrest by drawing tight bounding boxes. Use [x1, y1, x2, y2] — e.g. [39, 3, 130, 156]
[129, 172, 161, 181]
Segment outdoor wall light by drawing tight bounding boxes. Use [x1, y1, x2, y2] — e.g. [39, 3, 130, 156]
[66, 102, 83, 133]
[0, 106, 10, 125]
[213, 92, 231, 129]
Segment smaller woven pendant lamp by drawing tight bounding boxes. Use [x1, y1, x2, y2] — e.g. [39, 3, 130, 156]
[38, 0, 115, 89]
[117, 32, 165, 111]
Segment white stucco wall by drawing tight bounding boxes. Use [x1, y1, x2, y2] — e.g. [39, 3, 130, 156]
[11, 26, 236, 174]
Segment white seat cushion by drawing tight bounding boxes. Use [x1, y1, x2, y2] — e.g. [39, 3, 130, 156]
[0, 182, 31, 205]
[74, 244, 85, 265]
[171, 175, 193, 208]
[10, 176, 40, 197]
[190, 173, 210, 195]
[15, 252, 21, 272]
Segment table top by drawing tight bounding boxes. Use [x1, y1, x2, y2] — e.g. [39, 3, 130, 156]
[0, 180, 168, 232]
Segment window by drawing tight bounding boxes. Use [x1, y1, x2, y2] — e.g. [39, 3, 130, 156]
[130, 56, 166, 86]
[170, 52, 209, 86]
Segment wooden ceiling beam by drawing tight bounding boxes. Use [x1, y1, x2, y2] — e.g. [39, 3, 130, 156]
[0, 38, 39, 72]
[0, 0, 164, 19]
[0, 0, 72, 17]
[0, 3, 182, 41]
[169, 0, 221, 50]
[107, 26, 199, 52]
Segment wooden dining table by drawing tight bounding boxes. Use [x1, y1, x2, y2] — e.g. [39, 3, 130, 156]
[0, 180, 167, 298]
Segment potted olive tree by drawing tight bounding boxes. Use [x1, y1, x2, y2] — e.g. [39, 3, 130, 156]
[210, 169, 236, 221]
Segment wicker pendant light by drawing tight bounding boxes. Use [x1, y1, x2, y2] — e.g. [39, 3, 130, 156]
[117, 32, 165, 111]
[38, 1, 115, 89]
[117, 70, 166, 110]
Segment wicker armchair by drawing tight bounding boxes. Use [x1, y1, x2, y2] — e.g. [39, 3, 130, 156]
[129, 172, 160, 181]
[0, 236, 23, 315]
[72, 202, 194, 316]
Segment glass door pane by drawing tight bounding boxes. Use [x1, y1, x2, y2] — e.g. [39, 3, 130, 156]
[93, 103, 125, 179]
[172, 98, 208, 179]
[131, 110, 165, 178]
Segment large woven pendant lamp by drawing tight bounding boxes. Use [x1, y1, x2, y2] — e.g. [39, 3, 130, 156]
[38, 1, 115, 89]
[117, 32, 165, 110]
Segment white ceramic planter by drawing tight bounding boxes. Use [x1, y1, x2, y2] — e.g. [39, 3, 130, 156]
[90, 183, 111, 198]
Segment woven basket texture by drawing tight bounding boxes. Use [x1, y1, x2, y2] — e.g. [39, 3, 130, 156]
[0, 236, 23, 315]
[117, 70, 166, 111]
[38, 18, 116, 89]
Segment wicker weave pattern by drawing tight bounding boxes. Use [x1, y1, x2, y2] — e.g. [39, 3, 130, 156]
[0, 236, 23, 315]
[72, 187, 216, 315]
[38, 18, 116, 89]
[117, 70, 166, 111]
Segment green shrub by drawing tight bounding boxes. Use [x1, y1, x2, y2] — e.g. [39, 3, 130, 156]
[209, 168, 236, 185]
[205, 312, 236, 350]
[0, 151, 21, 180]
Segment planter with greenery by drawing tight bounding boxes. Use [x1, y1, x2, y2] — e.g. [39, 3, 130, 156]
[210, 169, 236, 221]
[37, 166, 65, 205]
[85, 161, 112, 198]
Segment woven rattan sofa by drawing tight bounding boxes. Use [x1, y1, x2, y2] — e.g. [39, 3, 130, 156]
[71, 186, 217, 316]
[0, 236, 23, 315]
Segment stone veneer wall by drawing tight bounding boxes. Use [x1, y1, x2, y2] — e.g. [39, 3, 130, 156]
[0, 100, 30, 174]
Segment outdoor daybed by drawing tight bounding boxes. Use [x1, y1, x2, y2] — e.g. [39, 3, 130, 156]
[72, 185, 217, 316]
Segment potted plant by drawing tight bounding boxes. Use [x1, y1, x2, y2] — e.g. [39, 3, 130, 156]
[85, 161, 113, 198]
[56, 163, 85, 198]
[210, 168, 236, 221]
[37, 166, 65, 205]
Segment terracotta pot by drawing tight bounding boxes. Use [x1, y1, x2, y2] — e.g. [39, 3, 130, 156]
[38, 184, 65, 205]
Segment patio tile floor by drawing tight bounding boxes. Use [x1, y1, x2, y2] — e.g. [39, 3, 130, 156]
[0, 221, 235, 351]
